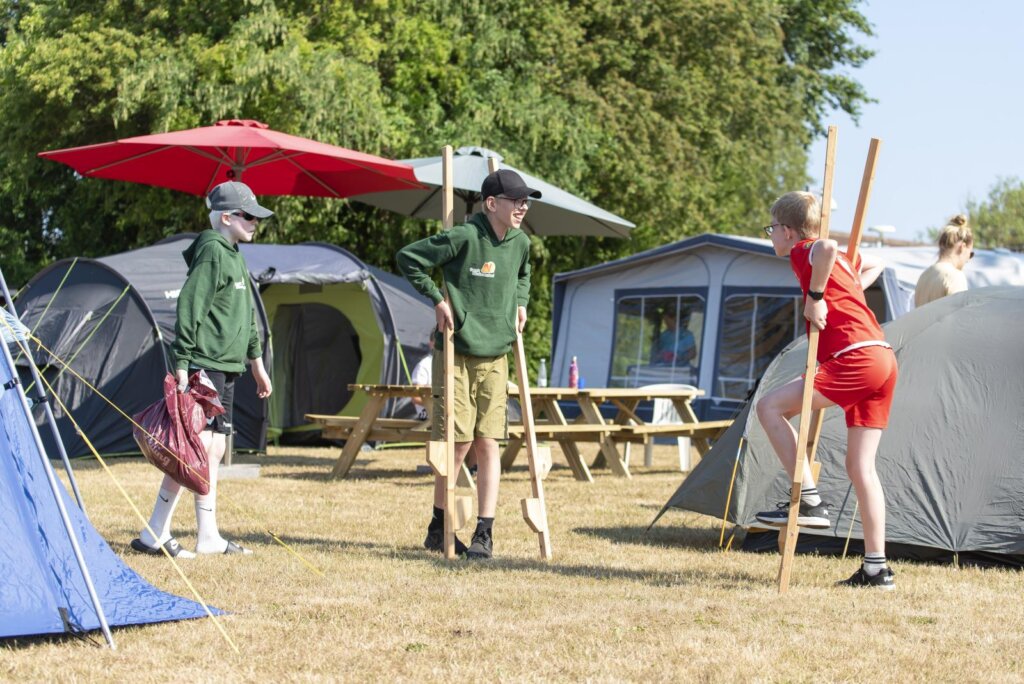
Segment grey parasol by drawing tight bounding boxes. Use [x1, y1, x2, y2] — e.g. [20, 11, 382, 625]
[351, 146, 634, 238]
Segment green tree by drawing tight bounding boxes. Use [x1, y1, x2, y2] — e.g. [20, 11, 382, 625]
[965, 177, 1024, 251]
[0, 0, 874, 367]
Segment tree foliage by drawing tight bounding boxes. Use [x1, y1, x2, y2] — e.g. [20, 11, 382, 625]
[964, 177, 1024, 251]
[0, 0, 874, 365]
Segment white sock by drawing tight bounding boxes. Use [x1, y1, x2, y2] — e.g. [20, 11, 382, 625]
[140, 478, 182, 547]
[195, 436, 228, 554]
[800, 486, 822, 507]
[863, 553, 887, 576]
[194, 491, 227, 553]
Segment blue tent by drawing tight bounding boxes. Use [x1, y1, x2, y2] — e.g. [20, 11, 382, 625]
[0, 322, 217, 641]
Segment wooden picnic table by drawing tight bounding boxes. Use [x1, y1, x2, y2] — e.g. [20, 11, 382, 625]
[307, 384, 731, 480]
[308, 384, 430, 479]
[500, 386, 731, 480]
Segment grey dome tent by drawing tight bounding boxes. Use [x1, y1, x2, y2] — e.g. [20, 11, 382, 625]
[15, 235, 432, 456]
[651, 286, 1024, 567]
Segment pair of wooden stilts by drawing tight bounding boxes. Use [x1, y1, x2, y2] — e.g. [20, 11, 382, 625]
[777, 127, 881, 592]
[424, 147, 552, 561]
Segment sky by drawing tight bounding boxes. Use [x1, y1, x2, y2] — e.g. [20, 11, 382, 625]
[806, 1, 1024, 243]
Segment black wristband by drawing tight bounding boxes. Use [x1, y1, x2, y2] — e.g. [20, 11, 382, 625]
[808, 290, 825, 301]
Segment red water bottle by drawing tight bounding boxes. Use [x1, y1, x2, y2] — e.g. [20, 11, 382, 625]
[568, 356, 579, 389]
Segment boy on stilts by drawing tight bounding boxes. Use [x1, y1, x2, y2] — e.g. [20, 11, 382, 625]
[756, 191, 898, 589]
[396, 169, 538, 559]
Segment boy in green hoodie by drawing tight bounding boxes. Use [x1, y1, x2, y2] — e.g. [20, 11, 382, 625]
[397, 169, 539, 559]
[132, 181, 273, 558]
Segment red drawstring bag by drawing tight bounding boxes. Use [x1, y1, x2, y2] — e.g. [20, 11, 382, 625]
[132, 371, 225, 495]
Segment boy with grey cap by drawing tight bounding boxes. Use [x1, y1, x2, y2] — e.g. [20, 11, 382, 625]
[397, 168, 539, 559]
[132, 181, 273, 558]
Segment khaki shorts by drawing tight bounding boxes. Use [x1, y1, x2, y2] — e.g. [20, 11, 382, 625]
[431, 351, 508, 442]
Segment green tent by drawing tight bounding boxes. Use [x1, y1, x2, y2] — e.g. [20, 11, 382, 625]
[241, 242, 434, 443]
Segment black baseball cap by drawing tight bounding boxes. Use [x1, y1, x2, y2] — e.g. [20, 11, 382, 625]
[481, 169, 542, 201]
[206, 181, 274, 218]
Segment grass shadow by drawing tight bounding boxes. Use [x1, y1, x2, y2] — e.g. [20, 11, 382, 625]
[205, 530, 755, 590]
[418, 553, 760, 590]
[262, 454, 434, 483]
[0, 630, 109, 650]
[573, 524, 724, 552]
[227, 532, 402, 554]
[252, 454, 339, 468]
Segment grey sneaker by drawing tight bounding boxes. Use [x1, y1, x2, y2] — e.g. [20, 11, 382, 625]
[465, 527, 493, 559]
[754, 500, 831, 529]
[837, 566, 896, 591]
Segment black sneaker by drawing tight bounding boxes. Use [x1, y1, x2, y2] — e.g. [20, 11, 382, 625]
[837, 565, 896, 591]
[423, 527, 468, 555]
[465, 527, 493, 559]
[754, 500, 831, 529]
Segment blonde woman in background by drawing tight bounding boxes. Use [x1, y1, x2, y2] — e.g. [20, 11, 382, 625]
[914, 214, 974, 307]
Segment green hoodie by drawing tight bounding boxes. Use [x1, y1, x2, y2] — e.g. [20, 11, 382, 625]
[396, 213, 531, 357]
[172, 229, 262, 373]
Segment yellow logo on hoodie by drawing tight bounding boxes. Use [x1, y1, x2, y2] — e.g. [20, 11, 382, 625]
[470, 261, 496, 278]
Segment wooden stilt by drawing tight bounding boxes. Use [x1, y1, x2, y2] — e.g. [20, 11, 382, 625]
[425, 439, 447, 477]
[514, 331, 552, 559]
[487, 155, 551, 559]
[454, 494, 474, 531]
[777, 133, 881, 592]
[456, 464, 476, 493]
[440, 145, 458, 560]
[777, 126, 837, 592]
[778, 460, 820, 555]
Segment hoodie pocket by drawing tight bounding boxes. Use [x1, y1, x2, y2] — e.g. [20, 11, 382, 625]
[456, 309, 516, 355]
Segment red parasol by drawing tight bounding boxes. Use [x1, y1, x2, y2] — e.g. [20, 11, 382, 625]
[38, 119, 423, 198]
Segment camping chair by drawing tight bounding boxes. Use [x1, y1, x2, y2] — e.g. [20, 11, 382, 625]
[624, 383, 697, 471]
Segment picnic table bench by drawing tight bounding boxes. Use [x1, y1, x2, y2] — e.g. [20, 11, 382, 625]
[307, 384, 731, 481]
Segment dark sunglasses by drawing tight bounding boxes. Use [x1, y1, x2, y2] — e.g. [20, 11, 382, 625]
[763, 223, 784, 237]
[231, 211, 261, 223]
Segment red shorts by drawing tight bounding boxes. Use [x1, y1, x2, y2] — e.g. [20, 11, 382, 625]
[813, 345, 898, 428]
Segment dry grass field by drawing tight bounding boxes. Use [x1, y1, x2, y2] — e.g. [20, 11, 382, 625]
[3, 443, 1022, 683]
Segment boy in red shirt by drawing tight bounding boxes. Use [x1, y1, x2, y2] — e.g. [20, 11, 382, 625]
[755, 191, 898, 590]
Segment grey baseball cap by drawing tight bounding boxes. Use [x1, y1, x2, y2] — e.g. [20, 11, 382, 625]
[205, 181, 274, 218]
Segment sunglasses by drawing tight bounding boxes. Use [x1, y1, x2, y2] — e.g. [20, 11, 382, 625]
[763, 223, 784, 237]
[231, 211, 261, 223]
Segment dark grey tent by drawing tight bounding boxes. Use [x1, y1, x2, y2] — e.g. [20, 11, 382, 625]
[14, 240, 271, 456]
[15, 235, 432, 456]
[651, 286, 1024, 567]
